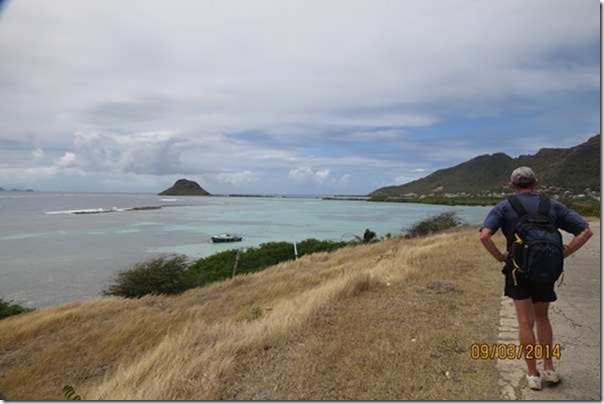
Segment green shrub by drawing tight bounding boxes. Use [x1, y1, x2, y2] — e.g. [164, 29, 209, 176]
[362, 228, 377, 243]
[0, 298, 33, 320]
[405, 211, 462, 238]
[238, 242, 296, 273]
[562, 198, 600, 217]
[106, 238, 353, 298]
[103, 255, 190, 298]
[186, 249, 239, 287]
[296, 238, 348, 255]
[187, 239, 350, 289]
[369, 195, 502, 206]
[186, 243, 293, 288]
[368, 195, 388, 202]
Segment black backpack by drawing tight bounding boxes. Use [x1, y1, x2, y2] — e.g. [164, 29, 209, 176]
[507, 195, 564, 286]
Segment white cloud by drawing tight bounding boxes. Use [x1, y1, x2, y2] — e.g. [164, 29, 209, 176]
[395, 175, 412, 185]
[67, 131, 183, 175]
[288, 167, 331, 185]
[0, 166, 58, 185]
[329, 113, 439, 129]
[214, 170, 259, 186]
[112, 131, 175, 146]
[339, 174, 351, 185]
[346, 128, 406, 141]
[0, 0, 597, 193]
[31, 148, 44, 161]
[286, 167, 353, 193]
[57, 152, 77, 168]
[0, 0, 597, 143]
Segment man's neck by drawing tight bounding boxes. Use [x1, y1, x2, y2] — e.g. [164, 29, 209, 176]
[515, 188, 535, 194]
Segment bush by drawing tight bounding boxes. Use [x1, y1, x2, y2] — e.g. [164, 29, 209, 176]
[186, 250, 239, 287]
[296, 238, 348, 255]
[405, 211, 462, 238]
[237, 242, 296, 273]
[103, 255, 190, 298]
[187, 239, 350, 289]
[105, 238, 353, 298]
[0, 298, 33, 320]
[362, 228, 377, 243]
[562, 198, 600, 217]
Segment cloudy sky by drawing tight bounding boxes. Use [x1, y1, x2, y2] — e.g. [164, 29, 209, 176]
[0, 0, 599, 194]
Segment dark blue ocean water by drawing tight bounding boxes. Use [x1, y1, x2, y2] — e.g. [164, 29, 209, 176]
[0, 192, 490, 307]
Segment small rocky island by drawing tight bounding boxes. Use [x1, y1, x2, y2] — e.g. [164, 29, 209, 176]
[158, 179, 210, 196]
[0, 187, 34, 192]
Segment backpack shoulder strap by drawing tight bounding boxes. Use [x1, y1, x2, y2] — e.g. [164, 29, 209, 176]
[507, 195, 527, 217]
[537, 194, 551, 217]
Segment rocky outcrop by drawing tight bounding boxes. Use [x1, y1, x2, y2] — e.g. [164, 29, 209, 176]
[158, 179, 210, 196]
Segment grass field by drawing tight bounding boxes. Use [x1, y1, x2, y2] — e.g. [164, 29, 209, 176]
[0, 227, 504, 400]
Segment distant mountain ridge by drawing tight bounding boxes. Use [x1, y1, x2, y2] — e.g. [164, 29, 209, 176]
[371, 134, 600, 196]
[0, 187, 34, 192]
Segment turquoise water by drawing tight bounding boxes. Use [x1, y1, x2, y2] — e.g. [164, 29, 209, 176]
[0, 193, 490, 307]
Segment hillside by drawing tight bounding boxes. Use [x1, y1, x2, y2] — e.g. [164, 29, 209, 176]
[372, 134, 600, 196]
[0, 229, 502, 400]
[159, 179, 210, 196]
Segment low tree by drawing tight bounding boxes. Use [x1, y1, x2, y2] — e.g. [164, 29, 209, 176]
[362, 228, 378, 243]
[103, 255, 190, 298]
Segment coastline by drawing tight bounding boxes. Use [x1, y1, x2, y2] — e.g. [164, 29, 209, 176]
[364, 195, 601, 216]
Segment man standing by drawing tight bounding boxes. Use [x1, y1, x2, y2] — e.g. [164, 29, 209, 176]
[479, 167, 593, 390]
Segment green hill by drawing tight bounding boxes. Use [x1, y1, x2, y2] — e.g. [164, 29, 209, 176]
[371, 134, 600, 196]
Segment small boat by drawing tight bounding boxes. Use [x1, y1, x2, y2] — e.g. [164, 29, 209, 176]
[211, 234, 243, 243]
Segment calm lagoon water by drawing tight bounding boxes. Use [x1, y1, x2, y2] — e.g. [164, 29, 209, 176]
[0, 192, 491, 307]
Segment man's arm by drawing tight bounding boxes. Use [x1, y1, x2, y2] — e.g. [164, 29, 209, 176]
[564, 227, 593, 258]
[479, 228, 507, 263]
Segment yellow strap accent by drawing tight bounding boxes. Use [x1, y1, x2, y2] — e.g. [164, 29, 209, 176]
[510, 234, 524, 286]
[512, 257, 521, 286]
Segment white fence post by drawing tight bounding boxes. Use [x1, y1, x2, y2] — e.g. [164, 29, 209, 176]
[293, 241, 298, 260]
[232, 249, 240, 277]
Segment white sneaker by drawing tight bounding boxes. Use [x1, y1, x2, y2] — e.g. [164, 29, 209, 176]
[542, 369, 561, 384]
[526, 374, 543, 390]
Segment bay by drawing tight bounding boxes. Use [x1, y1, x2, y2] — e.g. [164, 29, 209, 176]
[0, 192, 491, 307]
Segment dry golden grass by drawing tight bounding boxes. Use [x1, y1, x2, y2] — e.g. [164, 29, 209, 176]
[0, 228, 505, 400]
[221, 230, 504, 400]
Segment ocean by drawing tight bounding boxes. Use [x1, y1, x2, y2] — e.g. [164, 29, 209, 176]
[0, 192, 491, 307]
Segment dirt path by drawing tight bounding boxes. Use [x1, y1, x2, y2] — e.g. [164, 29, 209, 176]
[497, 221, 601, 400]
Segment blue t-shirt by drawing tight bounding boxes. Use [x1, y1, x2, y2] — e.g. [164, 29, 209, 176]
[481, 192, 589, 251]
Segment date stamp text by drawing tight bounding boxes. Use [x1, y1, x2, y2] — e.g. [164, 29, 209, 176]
[469, 343, 562, 360]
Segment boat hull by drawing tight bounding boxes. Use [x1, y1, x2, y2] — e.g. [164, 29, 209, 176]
[211, 236, 243, 243]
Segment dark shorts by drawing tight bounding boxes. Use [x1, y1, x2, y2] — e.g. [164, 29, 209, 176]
[502, 263, 557, 303]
